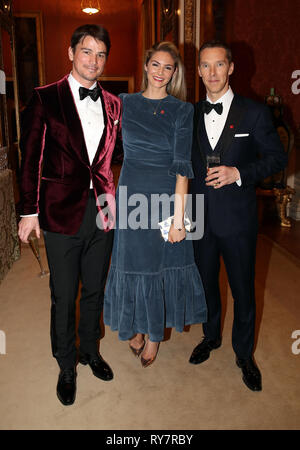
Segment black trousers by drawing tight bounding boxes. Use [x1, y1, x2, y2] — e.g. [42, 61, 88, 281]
[193, 227, 257, 359]
[43, 191, 113, 369]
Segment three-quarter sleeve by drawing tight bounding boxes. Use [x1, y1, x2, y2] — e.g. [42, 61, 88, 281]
[168, 101, 194, 178]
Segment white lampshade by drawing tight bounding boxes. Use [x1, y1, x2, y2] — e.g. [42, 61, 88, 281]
[81, 0, 100, 15]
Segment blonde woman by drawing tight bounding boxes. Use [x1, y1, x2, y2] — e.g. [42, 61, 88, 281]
[104, 42, 207, 367]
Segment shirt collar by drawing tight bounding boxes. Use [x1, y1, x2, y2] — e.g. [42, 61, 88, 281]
[206, 86, 234, 106]
[68, 73, 97, 100]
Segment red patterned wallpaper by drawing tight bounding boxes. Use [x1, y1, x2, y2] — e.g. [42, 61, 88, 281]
[230, 0, 300, 131]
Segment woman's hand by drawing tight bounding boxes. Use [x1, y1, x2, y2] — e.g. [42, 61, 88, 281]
[168, 223, 186, 243]
[168, 174, 188, 243]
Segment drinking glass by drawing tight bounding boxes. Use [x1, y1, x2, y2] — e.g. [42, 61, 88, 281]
[28, 233, 49, 278]
[206, 154, 221, 168]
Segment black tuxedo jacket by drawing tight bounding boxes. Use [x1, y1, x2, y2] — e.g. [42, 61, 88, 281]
[190, 94, 287, 237]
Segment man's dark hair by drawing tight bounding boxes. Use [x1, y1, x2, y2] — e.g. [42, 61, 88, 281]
[70, 24, 111, 56]
[199, 40, 232, 64]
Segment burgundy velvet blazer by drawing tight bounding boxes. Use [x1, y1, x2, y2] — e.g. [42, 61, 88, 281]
[20, 75, 122, 234]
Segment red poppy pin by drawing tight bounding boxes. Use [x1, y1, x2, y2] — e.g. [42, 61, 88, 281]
[230, 124, 234, 129]
[160, 110, 165, 114]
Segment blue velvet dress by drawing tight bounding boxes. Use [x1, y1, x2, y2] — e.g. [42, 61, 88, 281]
[104, 93, 207, 342]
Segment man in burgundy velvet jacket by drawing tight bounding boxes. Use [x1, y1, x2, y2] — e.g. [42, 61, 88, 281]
[18, 25, 122, 406]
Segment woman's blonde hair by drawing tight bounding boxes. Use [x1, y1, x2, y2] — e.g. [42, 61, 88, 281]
[140, 41, 187, 101]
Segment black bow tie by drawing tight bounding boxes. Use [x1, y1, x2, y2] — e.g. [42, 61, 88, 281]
[79, 85, 101, 101]
[202, 100, 223, 115]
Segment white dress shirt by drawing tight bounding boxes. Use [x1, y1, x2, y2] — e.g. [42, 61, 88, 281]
[204, 87, 241, 186]
[68, 73, 104, 188]
[204, 86, 234, 150]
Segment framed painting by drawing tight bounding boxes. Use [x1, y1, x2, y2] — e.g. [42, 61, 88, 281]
[160, 0, 179, 45]
[14, 12, 45, 107]
[99, 76, 135, 95]
[142, 0, 156, 50]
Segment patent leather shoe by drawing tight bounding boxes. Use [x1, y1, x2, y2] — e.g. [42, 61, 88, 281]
[189, 337, 222, 364]
[56, 368, 76, 406]
[236, 357, 262, 391]
[79, 352, 113, 381]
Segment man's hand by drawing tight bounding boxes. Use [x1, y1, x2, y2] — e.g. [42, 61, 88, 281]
[205, 165, 240, 189]
[18, 216, 41, 243]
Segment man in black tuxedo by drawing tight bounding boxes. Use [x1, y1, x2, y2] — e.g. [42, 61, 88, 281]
[189, 41, 287, 391]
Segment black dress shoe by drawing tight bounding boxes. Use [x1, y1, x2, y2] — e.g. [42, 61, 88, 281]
[189, 337, 222, 364]
[236, 357, 262, 391]
[79, 352, 114, 381]
[56, 368, 76, 406]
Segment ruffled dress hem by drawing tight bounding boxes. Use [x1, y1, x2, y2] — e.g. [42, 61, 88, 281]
[104, 263, 207, 342]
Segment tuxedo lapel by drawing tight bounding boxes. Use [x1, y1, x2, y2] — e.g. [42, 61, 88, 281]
[195, 102, 208, 165]
[195, 95, 247, 162]
[91, 83, 114, 167]
[57, 78, 117, 168]
[90, 85, 108, 166]
[214, 95, 246, 158]
[57, 76, 90, 165]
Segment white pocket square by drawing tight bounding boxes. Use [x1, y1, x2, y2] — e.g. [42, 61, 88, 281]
[234, 133, 249, 137]
[114, 119, 119, 125]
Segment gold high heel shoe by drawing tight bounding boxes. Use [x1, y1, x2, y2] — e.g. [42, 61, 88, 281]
[129, 339, 145, 357]
[141, 341, 160, 368]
